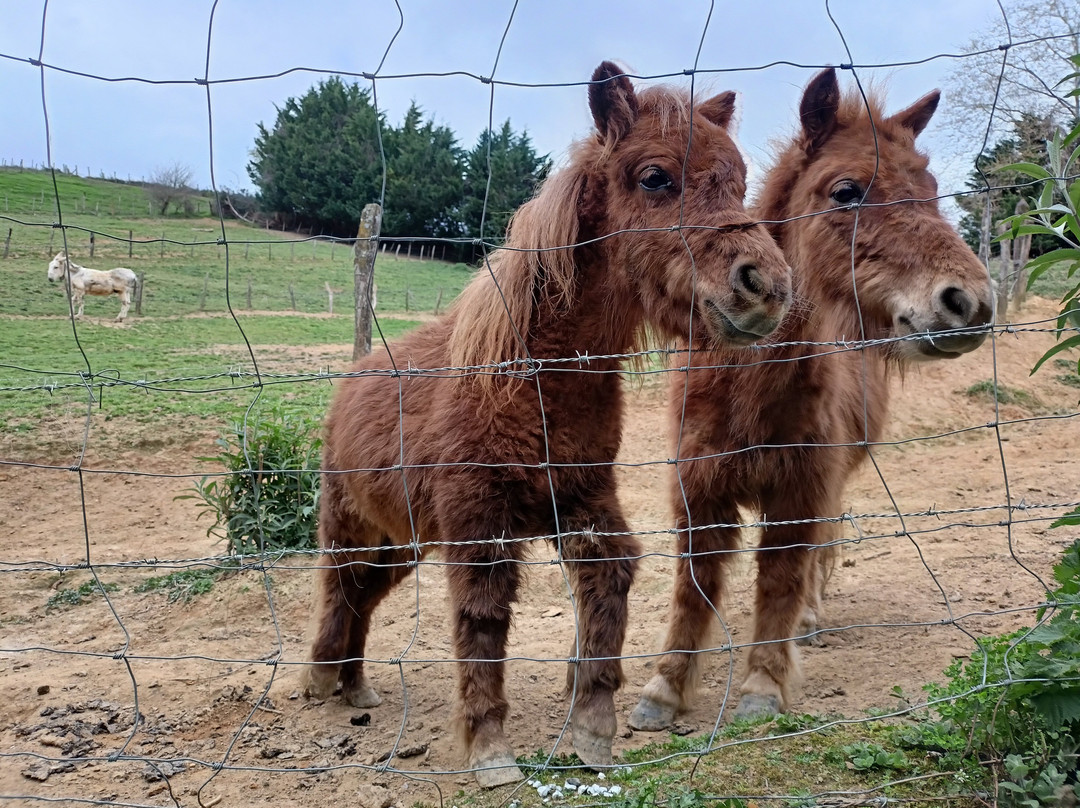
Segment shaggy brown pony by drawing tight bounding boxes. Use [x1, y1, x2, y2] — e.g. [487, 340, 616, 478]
[304, 62, 792, 787]
[629, 68, 994, 731]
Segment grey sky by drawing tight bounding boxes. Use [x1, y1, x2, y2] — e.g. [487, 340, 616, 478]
[1, 1, 1014, 203]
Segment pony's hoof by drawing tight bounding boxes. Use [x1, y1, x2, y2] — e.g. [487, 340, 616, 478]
[343, 682, 382, 708]
[472, 752, 524, 789]
[732, 693, 782, 721]
[628, 695, 676, 732]
[572, 723, 613, 769]
[795, 610, 824, 646]
[303, 666, 339, 701]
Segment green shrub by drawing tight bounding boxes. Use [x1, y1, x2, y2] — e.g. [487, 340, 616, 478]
[180, 405, 322, 557]
[918, 539, 1080, 806]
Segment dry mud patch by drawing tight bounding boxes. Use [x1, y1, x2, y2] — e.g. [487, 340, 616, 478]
[1, 296, 1077, 805]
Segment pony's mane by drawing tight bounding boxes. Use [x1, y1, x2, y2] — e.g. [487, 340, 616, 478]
[448, 140, 593, 381]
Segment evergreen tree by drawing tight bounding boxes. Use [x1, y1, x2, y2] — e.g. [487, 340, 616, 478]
[461, 121, 551, 253]
[382, 103, 464, 242]
[247, 77, 386, 236]
[957, 112, 1057, 257]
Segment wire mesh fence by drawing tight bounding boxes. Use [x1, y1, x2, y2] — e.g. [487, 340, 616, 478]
[2, 2, 1080, 807]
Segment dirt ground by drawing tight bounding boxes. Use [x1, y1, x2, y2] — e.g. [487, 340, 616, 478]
[1, 296, 1078, 807]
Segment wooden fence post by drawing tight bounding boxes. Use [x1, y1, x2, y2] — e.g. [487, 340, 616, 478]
[353, 203, 382, 360]
[89, 233, 95, 258]
[135, 272, 145, 315]
[128, 230, 133, 259]
[2, 228, 11, 259]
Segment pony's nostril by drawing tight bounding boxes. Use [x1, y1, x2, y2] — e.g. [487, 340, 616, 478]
[737, 264, 764, 297]
[941, 286, 972, 321]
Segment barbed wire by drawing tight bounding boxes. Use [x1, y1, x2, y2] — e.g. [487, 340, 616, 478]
[3, 1, 1080, 806]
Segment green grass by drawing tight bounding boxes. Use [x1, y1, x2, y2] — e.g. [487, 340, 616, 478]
[499, 714, 986, 808]
[0, 170, 475, 457]
[963, 378, 1045, 410]
[0, 166, 160, 217]
[45, 579, 119, 611]
[133, 569, 220, 602]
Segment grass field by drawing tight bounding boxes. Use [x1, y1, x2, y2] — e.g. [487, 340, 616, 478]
[0, 169, 474, 456]
[2, 166, 1075, 459]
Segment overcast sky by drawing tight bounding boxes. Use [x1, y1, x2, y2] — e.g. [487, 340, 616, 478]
[0, 1, 1030, 204]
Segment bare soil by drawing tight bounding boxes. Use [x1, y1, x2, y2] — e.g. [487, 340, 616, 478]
[1, 296, 1077, 806]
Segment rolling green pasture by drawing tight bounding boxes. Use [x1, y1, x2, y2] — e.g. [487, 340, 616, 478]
[0, 169, 474, 457]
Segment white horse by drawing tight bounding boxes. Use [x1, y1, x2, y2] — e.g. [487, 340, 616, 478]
[47, 252, 139, 322]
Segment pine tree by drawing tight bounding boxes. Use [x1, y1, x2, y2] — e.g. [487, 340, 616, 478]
[247, 77, 385, 236]
[382, 103, 464, 242]
[461, 121, 551, 254]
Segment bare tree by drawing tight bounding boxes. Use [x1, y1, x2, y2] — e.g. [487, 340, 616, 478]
[943, 1, 1080, 142]
[147, 162, 194, 216]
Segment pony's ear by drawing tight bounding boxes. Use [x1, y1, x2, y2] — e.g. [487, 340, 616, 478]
[890, 90, 940, 137]
[589, 61, 639, 144]
[698, 91, 737, 129]
[800, 68, 840, 153]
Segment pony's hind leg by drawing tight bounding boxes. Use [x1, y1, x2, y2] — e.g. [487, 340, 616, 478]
[116, 287, 132, 321]
[630, 499, 740, 731]
[337, 548, 410, 707]
[560, 508, 639, 768]
[305, 479, 398, 706]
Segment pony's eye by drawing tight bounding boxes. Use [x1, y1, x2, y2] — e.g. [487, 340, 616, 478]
[830, 180, 864, 206]
[639, 167, 674, 192]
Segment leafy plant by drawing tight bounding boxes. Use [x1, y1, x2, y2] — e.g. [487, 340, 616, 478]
[134, 568, 220, 602]
[45, 579, 119, 611]
[179, 405, 323, 557]
[998, 52, 1080, 532]
[917, 538, 1080, 806]
[842, 741, 908, 772]
[998, 54, 1080, 373]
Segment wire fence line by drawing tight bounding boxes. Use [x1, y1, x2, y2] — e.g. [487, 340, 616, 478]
[2, 1, 1080, 806]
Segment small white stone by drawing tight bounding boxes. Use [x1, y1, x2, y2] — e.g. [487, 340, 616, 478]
[610, 785, 622, 795]
[597, 773, 605, 780]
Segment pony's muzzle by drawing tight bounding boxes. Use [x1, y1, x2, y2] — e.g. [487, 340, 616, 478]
[896, 283, 994, 358]
[704, 259, 791, 343]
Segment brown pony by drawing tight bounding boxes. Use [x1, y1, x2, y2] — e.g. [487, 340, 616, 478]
[304, 62, 792, 787]
[629, 68, 994, 731]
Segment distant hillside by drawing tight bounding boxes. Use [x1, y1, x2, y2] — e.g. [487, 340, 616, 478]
[0, 167, 216, 218]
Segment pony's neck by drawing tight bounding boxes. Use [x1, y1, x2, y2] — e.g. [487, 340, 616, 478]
[532, 245, 643, 361]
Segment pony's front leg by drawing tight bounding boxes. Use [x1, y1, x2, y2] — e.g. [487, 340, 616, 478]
[735, 489, 833, 720]
[447, 534, 525, 788]
[72, 289, 85, 319]
[630, 498, 741, 731]
[560, 504, 639, 768]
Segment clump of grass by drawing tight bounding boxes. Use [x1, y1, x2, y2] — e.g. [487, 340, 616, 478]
[963, 379, 1043, 409]
[134, 568, 219, 602]
[45, 579, 118, 611]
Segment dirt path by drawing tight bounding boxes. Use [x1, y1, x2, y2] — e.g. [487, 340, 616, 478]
[1, 296, 1077, 806]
